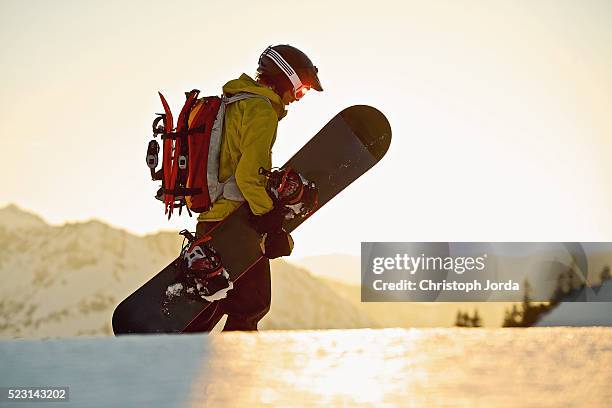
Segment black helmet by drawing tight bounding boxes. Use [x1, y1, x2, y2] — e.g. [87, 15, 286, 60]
[258, 44, 323, 100]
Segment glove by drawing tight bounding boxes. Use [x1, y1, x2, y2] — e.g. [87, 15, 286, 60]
[260, 229, 294, 259]
[248, 206, 285, 235]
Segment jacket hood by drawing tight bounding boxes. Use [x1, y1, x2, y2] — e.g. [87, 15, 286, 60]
[223, 73, 287, 120]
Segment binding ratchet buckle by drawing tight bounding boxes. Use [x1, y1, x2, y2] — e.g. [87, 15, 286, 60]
[259, 167, 318, 218]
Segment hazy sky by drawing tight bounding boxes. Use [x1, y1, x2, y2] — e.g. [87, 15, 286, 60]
[1, 0, 612, 257]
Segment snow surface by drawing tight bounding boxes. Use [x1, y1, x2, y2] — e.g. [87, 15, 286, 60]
[165, 283, 183, 298]
[1, 328, 611, 407]
[0, 204, 47, 231]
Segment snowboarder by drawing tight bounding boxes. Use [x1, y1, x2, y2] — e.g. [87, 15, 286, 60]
[191, 44, 323, 332]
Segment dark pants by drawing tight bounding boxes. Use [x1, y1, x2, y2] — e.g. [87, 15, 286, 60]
[188, 221, 271, 332]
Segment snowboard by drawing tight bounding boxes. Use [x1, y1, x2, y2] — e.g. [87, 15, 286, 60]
[112, 105, 391, 334]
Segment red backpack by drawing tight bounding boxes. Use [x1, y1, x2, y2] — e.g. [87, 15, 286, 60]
[146, 90, 269, 219]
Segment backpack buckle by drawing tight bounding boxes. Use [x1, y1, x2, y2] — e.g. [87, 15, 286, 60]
[146, 140, 159, 169]
[147, 155, 156, 167]
[178, 155, 187, 169]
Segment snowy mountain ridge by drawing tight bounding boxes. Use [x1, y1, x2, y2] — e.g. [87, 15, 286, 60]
[0, 204, 373, 338]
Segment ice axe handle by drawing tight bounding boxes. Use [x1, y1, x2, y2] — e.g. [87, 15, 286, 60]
[178, 229, 196, 243]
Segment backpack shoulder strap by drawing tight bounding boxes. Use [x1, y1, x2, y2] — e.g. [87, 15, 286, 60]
[206, 92, 273, 204]
[223, 92, 271, 106]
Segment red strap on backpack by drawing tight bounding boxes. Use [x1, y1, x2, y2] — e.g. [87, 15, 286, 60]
[156, 91, 201, 218]
[186, 96, 222, 212]
[170, 90, 199, 217]
[157, 92, 174, 216]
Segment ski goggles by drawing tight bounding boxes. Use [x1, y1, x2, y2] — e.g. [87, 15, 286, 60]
[294, 84, 310, 100]
[262, 46, 310, 100]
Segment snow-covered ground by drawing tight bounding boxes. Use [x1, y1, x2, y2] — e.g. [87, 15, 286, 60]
[1, 328, 611, 407]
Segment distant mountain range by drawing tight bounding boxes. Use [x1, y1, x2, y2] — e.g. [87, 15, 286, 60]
[8, 204, 608, 338]
[0, 204, 378, 337]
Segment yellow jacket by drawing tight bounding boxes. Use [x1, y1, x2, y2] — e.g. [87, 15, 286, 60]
[196, 74, 286, 221]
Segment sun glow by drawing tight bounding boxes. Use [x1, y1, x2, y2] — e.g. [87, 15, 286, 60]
[2, 1, 612, 257]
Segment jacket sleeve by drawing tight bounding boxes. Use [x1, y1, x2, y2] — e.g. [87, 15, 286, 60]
[235, 99, 277, 215]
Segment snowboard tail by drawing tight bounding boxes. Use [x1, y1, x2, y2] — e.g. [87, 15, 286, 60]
[112, 105, 391, 334]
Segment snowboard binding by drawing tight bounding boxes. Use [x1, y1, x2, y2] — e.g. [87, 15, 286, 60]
[259, 167, 318, 219]
[171, 230, 233, 302]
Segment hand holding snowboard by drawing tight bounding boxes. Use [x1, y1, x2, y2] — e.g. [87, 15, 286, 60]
[249, 208, 294, 259]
